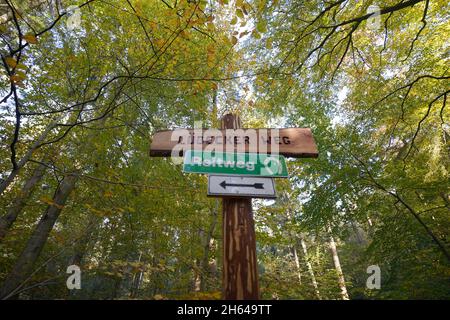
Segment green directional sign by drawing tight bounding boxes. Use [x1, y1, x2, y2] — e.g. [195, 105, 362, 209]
[183, 150, 288, 177]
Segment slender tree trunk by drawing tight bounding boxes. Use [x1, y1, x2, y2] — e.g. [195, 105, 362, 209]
[299, 235, 321, 299]
[367, 216, 373, 227]
[440, 192, 450, 211]
[66, 214, 100, 299]
[68, 214, 99, 266]
[66, 220, 94, 297]
[0, 173, 78, 300]
[117, 251, 139, 298]
[0, 120, 59, 196]
[200, 202, 219, 292]
[193, 259, 202, 292]
[192, 226, 203, 292]
[292, 246, 302, 284]
[351, 221, 367, 245]
[328, 229, 349, 300]
[0, 162, 47, 241]
[129, 252, 143, 298]
[130, 269, 143, 298]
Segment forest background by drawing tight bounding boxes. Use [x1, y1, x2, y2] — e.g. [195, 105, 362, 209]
[0, 0, 448, 299]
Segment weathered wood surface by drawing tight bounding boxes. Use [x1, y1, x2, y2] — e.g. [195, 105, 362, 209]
[149, 127, 318, 158]
[221, 114, 259, 300]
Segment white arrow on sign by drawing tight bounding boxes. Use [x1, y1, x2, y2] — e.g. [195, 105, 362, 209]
[208, 175, 276, 199]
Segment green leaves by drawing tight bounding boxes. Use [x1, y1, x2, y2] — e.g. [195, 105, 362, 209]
[252, 30, 261, 39]
[236, 9, 244, 19]
[0, 0, 448, 301]
[256, 20, 267, 33]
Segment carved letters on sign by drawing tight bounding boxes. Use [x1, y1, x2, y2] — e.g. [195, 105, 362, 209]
[149, 128, 318, 158]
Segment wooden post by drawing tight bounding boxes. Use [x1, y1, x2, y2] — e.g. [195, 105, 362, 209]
[221, 113, 259, 300]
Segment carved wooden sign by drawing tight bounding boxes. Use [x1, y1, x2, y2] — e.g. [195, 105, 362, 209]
[149, 128, 318, 158]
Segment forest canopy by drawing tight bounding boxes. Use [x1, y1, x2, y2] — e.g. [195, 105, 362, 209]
[0, 0, 448, 300]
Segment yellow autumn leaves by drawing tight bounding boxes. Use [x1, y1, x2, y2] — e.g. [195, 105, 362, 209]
[23, 34, 38, 44]
[40, 196, 65, 209]
[4, 33, 36, 86]
[228, 0, 269, 46]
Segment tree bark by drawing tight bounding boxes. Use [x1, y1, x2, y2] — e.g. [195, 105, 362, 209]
[0, 162, 47, 241]
[193, 259, 202, 292]
[299, 235, 321, 299]
[328, 229, 349, 300]
[222, 199, 259, 299]
[0, 173, 78, 300]
[292, 246, 302, 284]
[221, 114, 259, 300]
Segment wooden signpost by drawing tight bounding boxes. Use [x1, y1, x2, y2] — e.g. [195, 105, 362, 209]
[149, 114, 318, 300]
[220, 114, 259, 300]
[149, 127, 318, 158]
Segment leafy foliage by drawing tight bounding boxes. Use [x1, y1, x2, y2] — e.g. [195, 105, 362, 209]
[0, 0, 448, 299]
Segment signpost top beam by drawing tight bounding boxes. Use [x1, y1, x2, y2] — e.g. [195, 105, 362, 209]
[149, 127, 318, 158]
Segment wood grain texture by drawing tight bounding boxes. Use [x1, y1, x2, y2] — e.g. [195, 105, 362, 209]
[221, 113, 259, 300]
[222, 199, 259, 299]
[149, 127, 318, 158]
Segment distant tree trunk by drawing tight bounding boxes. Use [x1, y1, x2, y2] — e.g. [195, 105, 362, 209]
[328, 229, 349, 300]
[351, 221, 367, 245]
[129, 252, 143, 299]
[0, 162, 47, 241]
[440, 192, 450, 211]
[200, 202, 219, 292]
[67, 214, 99, 299]
[292, 246, 302, 284]
[68, 214, 99, 266]
[116, 252, 139, 298]
[193, 259, 202, 292]
[367, 216, 373, 227]
[299, 235, 321, 299]
[0, 120, 59, 196]
[0, 173, 78, 300]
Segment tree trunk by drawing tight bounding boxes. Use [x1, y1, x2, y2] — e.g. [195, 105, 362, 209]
[292, 246, 302, 284]
[0, 173, 78, 300]
[68, 214, 99, 266]
[221, 113, 259, 300]
[0, 120, 59, 196]
[200, 202, 219, 292]
[299, 236, 321, 299]
[328, 229, 349, 300]
[129, 252, 143, 298]
[193, 259, 202, 292]
[0, 162, 47, 241]
[351, 221, 367, 245]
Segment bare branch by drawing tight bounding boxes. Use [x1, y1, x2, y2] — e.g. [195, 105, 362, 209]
[404, 90, 449, 161]
[403, 0, 429, 61]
